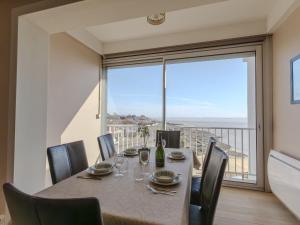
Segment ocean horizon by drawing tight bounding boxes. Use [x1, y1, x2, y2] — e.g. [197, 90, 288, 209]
[165, 117, 249, 128]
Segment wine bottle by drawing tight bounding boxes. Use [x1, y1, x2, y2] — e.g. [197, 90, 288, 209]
[155, 136, 165, 167]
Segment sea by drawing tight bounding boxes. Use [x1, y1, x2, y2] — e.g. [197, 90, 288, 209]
[166, 117, 249, 128]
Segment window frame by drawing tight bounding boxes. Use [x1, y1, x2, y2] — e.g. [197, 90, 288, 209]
[102, 44, 264, 190]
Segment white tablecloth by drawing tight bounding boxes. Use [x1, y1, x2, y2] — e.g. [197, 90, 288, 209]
[36, 148, 193, 225]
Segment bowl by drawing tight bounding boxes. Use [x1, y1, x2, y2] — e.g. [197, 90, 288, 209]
[92, 162, 113, 173]
[171, 151, 184, 159]
[153, 170, 176, 184]
[124, 148, 138, 155]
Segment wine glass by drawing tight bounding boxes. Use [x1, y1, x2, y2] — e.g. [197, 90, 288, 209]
[114, 153, 124, 177]
[162, 139, 166, 148]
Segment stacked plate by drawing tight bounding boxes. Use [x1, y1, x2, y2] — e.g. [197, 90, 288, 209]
[167, 151, 185, 160]
[149, 170, 181, 186]
[124, 148, 138, 156]
[86, 162, 113, 176]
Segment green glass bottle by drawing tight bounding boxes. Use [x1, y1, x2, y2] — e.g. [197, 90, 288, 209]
[155, 136, 165, 167]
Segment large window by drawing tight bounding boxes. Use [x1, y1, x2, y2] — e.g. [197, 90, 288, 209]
[165, 55, 257, 184]
[166, 56, 250, 125]
[106, 64, 163, 150]
[104, 46, 263, 189]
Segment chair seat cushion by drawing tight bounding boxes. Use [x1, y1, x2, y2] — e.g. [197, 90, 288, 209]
[190, 176, 201, 206]
[189, 204, 204, 225]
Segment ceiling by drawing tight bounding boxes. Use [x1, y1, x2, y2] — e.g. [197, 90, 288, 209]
[86, 0, 277, 43]
[24, 0, 299, 54]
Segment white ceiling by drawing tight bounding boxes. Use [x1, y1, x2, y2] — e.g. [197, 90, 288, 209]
[25, 0, 227, 34]
[24, 0, 300, 54]
[86, 0, 277, 43]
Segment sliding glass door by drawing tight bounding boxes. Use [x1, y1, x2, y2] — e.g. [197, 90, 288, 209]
[165, 53, 261, 187]
[104, 45, 263, 189]
[105, 64, 163, 151]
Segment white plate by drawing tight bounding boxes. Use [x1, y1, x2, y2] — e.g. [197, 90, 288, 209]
[86, 167, 113, 176]
[167, 154, 185, 160]
[149, 175, 181, 186]
[124, 152, 138, 156]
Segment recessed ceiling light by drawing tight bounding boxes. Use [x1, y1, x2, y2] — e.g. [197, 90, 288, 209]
[147, 13, 166, 25]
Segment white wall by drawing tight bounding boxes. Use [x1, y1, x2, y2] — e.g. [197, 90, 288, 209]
[46, 33, 100, 186]
[61, 84, 100, 165]
[14, 17, 49, 194]
[47, 33, 100, 148]
[15, 25, 101, 190]
[273, 6, 300, 160]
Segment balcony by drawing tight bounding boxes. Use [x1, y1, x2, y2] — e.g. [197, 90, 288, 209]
[107, 124, 256, 183]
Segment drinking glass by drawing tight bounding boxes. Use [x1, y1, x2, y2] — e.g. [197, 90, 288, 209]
[142, 161, 153, 177]
[140, 150, 150, 166]
[120, 158, 129, 174]
[114, 153, 124, 177]
[134, 166, 144, 182]
[162, 139, 166, 148]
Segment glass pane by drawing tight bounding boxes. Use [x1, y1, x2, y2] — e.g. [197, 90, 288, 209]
[292, 58, 300, 101]
[165, 55, 257, 183]
[106, 64, 163, 152]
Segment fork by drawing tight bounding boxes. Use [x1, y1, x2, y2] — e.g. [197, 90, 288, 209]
[77, 175, 102, 180]
[146, 185, 175, 196]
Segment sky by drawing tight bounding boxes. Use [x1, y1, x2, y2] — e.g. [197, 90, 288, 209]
[107, 57, 253, 120]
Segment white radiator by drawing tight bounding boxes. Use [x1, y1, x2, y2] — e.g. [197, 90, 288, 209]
[268, 150, 300, 220]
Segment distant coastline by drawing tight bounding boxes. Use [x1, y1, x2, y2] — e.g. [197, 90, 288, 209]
[107, 113, 250, 128]
[166, 117, 248, 128]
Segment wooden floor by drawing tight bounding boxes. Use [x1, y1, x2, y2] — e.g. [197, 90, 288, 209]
[215, 188, 299, 225]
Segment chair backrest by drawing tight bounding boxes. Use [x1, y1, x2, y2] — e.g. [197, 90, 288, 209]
[47, 140, 88, 184]
[199, 145, 228, 225]
[3, 183, 102, 225]
[66, 141, 88, 175]
[3, 183, 40, 225]
[193, 137, 217, 204]
[201, 137, 217, 183]
[36, 197, 102, 225]
[47, 145, 71, 184]
[97, 134, 116, 161]
[156, 130, 180, 148]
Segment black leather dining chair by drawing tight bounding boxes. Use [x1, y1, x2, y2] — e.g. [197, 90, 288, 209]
[190, 137, 217, 206]
[66, 141, 89, 174]
[156, 130, 181, 148]
[47, 140, 88, 184]
[97, 134, 116, 161]
[3, 183, 40, 225]
[189, 145, 228, 225]
[3, 183, 102, 225]
[36, 196, 102, 225]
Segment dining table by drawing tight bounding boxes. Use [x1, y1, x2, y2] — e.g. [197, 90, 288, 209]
[36, 148, 194, 225]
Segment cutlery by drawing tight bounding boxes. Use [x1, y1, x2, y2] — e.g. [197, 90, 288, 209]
[150, 185, 177, 193]
[167, 159, 184, 163]
[146, 185, 175, 196]
[77, 175, 102, 180]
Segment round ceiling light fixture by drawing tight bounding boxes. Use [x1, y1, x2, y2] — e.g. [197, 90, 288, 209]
[147, 13, 166, 25]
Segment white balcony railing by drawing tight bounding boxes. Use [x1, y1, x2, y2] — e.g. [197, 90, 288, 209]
[107, 124, 256, 183]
